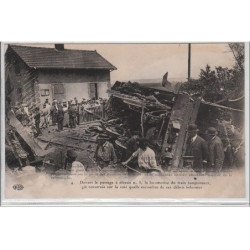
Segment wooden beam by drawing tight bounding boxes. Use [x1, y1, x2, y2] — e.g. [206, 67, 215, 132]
[161, 94, 194, 169]
[201, 100, 244, 112]
[38, 137, 86, 150]
[8, 112, 53, 157]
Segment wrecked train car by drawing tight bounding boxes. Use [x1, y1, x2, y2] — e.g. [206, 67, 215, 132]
[107, 81, 200, 170]
[107, 81, 244, 170]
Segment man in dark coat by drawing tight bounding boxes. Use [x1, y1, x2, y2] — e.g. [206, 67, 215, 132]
[207, 127, 225, 172]
[73, 97, 80, 125]
[34, 107, 42, 137]
[68, 103, 77, 128]
[57, 102, 64, 131]
[185, 124, 208, 172]
[50, 100, 58, 125]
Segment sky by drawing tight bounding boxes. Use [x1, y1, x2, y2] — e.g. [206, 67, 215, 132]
[16, 43, 235, 83]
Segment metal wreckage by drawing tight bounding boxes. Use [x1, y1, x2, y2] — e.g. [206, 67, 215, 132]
[5, 80, 244, 175]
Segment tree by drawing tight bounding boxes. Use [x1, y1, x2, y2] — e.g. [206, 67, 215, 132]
[228, 43, 244, 72]
[180, 43, 244, 103]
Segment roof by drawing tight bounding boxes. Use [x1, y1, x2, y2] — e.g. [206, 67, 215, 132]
[9, 45, 117, 70]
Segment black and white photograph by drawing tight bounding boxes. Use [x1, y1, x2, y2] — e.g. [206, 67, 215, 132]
[1, 2, 250, 250]
[1, 42, 248, 204]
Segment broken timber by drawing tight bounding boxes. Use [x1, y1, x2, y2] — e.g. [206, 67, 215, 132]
[110, 90, 170, 109]
[161, 94, 199, 169]
[66, 136, 97, 143]
[38, 137, 87, 150]
[201, 100, 244, 112]
[8, 112, 53, 157]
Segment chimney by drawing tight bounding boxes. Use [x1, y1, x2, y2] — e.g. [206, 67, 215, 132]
[55, 44, 64, 51]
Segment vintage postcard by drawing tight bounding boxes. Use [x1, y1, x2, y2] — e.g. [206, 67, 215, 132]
[0, 43, 249, 206]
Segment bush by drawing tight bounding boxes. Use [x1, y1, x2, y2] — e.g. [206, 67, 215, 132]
[180, 64, 244, 103]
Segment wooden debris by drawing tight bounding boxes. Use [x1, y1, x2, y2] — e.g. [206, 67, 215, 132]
[8, 112, 53, 157]
[37, 137, 86, 150]
[66, 136, 97, 143]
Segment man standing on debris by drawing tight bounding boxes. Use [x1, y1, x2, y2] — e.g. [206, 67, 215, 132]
[122, 138, 161, 174]
[74, 97, 78, 106]
[185, 124, 208, 172]
[68, 102, 77, 128]
[207, 127, 225, 172]
[51, 99, 58, 125]
[34, 107, 42, 137]
[80, 98, 87, 122]
[73, 97, 80, 125]
[94, 136, 117, 168]
[42, 100, 51, 128]
[57, 101, 64, 131]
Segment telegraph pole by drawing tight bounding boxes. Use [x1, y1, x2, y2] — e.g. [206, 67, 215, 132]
[188, 43, 191, 81]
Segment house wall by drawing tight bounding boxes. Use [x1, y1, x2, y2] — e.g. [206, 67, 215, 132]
[97, 82, 109, 99]
[63, 82, 109, 100]
[5, 48, 39, 108]
[64, 83, 90, 101]
[38, 82, 110, 104]
[37, 69, 111, 102]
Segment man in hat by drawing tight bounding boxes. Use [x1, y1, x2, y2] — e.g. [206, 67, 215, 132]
[34, 107, 42, 137]
[57, 101, 64, 131]
[185, 124, 208, 172]
[207, 127, 225, 172]
[80, 98, 87, 122]
[50, 100, 58, 125]
[68, 102, 77, 128]
[76, 103, 80, 125]
[72, 97, 80, 125]
[42, 101, 51, 128]
[74, 97, 78, 106]
[94, 135, 117, 168]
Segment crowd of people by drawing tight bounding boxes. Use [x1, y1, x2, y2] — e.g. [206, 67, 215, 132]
[48, 97, 107, 132]
[185, 122, 243, 173]
[12, 97, 107, 137]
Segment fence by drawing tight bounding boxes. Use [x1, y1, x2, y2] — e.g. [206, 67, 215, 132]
[79, 105, 106, 123]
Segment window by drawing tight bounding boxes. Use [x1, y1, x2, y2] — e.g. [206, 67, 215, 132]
[54, 83, 65, 94]
[40, 89, 50, 96]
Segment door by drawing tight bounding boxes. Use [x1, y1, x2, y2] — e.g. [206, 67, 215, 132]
[89, 83, 98, 99]
[53, 83, 66, 101]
